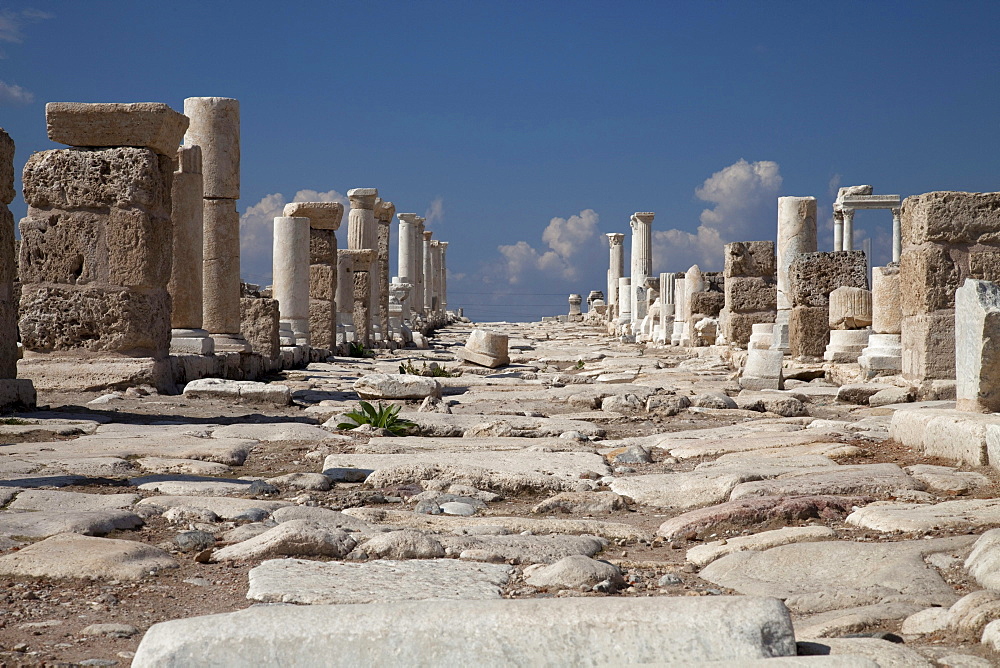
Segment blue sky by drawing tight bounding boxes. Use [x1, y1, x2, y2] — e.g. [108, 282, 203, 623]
[1, 1, 998, 321]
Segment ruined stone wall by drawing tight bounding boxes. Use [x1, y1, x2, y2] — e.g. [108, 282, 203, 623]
[19, 147, 174, 357]
[901, 191, 1000, 383]
[309, 228, 337, 350]
[240, 296, 279, 361]
[787, 250, 867, 358]
[723, 241, 776, 347]
[0, 129, 16, 379]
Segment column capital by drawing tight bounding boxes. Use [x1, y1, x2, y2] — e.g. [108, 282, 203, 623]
[374, 197, 396, 223]
[607, 232, 625, 245]
[438, 241, 448, 249]
[430, 239, 440, 247]
[841, 207, 855, 220]
[283, 201, 344, 230]
[891, 207, 901, 217]
[415, 216, 426, 233]
[397, 212, 419, 224]
[347, 187, 378, 209]
[630, 212, 655, 228]
[422, 230, 433, 241]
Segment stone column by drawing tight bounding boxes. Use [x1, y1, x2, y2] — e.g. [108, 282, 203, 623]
[396, 213, 420, 324]
[629, 212, 654, 323]
[671, 278, 687, 345]
[891, 207, 902, 263]
[374, 198, 395, 340]
[859, 264, 902, 377]
[682, 265, 705, 347]
[606, 233, 625, 319]
[19, 104, 185, 390]
[0, 127, 34, 408]
[617, 277, 632, 324]
[833, 209, 844, 251]
[168, 145, 214, 355]
[389, 280, 412, 343]
[346, 188, 378, 343]
[773, 196, 817, 352]
[272, 216, 311, 346]
[842, 208, 855, 252]
[184, 96, 249, 352]
[343, 249, 375, 348]
[413, 217, 426, 315]
[658, 272, 675, 342]
[439, 241, 449, 314]
[568, 294, 583, 319]
[422, 230, 434, 314]
[283, 202, 343, 351]
[428, 240, 440, 314]
[336, 250, 355, 343]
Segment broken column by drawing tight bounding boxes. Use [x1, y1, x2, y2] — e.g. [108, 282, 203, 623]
[19, 103, 186, 390]
[629, 212, 654, 324]
[787, 251, 868, 358]
[606, 233, 625, 320]
[388, 280, 412, 343]
[344, 249, 375, 348]
[374, 198, 395, 340]
[346, 188, 378, 343]
[438, 241, 448, 315]
[657, 273, 675, 344]
[723, 241, 776, 348]
[396, 213, 420, 324]
[671, 277, 686, 345]
[168, 145, 213, 355]
[568, 294, 583, 320]
[858, 264, 902, 376]
[680, 266, 706, 347]
[184, 97, 249, 352]
[617, 277, 632, 326]
[955, 278, 1000, 413]
[336, 251, 355, 343]
[272, 216, 311, 346]
[283, 202, 344, 352]
[901, 191, 1000, 389]
[411, 217, 426, 317]
[773, 196, 817, 352]
[823, 286, 872, 362]
[0, 128, 35, 408]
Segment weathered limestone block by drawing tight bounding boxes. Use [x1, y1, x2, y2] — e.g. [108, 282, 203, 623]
[283, 202, 344, 231]
[725, 241, 776, 278]
[902, 312, 957, 383]
[0, 130, 15, 380]
[240, 297, 279, 361]
[956, 279, 1000, 413]
[903, 191, 1000, 246]
[900, 245, 959, 317]
[0, 127, 14, 205]
[168, 146, 204, 330]
[201, 198, 241, 336]
[872, 265, 901, 334]
[45, 102, 188, 157]
[726, 277, 777, 312]
[19, 285, 170, 356]
[689, 291, 724, 318]
[22, 147, 171, 213]
[828, 287, 873, 329]
[789, 306, 828, 358]
[789, 251, 868, 308]
[459, 329, 510, 368]
[183, 97, 239, 199]
[740, 348, 784, 391]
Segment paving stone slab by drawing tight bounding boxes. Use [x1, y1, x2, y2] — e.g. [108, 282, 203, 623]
[343, 507, 653, 541]
[212, 520, 356, 562]
[134, 457, 232, 476]
[699, 537, 973, 608]
[0, 532, 176, 580]
[729, 463, 921, 500]
[687, 526, 837, 567]
[136, 495, 291, 520]
[7, 489, 139, 512]
[248, 558, 513, 604]
[1, 435, 256, 466]
[794, 601, 926, 638]
[398, 412, 604, 438]
[797, 638, 933, 668]
[210, 423, 336, 442]
[361, 436, 596, 454]
[663, 434, 838, 460]
[440, 533, 606, 564]
[846, 499, 1000, 533]
[133, 477, 255, 496]
[0, 509, 143, 538]
[132, 596, 796, 666]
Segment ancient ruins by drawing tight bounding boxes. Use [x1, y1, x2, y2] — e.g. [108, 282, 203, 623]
[4, 100, 1000, 667]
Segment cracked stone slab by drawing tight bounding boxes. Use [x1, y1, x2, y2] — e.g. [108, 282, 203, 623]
[7, 489, 139, 512]
[1, 435, 255, 466]
[248, 558, 514, 604]
[846, 499, 1000, 533]
[728, 464, 921, 501]
[398, 412, 604, 438]
[0, 532, 176, 580]
[135, 495, 291, 520]
[0, 509, 143, 538]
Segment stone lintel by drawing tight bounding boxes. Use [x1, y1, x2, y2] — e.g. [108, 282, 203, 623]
[46, 102, 189, 156]
[283, 202, 344, 230]
[840, 195, 902, 210]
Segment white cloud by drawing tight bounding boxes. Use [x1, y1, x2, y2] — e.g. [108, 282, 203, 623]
[497, 209, 599, 284]
[828, 173, 842, 198]
[424, 196, 444, 226]
[0, 8, 52, 56]
[0, 80, 33, 105]
[653, 159, 782, 273]
[239, 189, 347, 286]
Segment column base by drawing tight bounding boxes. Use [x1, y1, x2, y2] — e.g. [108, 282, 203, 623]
[0, 378, 36, 410]
[858, 333, 903, 376]
[770, 323, 790, 353]
[170, 328, 215, 355]
[824, 329, 871, 363]
[211, 333, 251, 353]
[748, 323, 775, 350]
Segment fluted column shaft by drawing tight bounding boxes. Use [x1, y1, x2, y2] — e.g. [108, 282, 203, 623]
[629, 213, 654, 323]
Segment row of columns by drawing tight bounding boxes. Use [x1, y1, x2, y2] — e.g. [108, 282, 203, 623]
[833, 206, 902, 262]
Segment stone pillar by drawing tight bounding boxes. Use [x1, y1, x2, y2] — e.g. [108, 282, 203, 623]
[629, 212, 654, 323]
[343, 249, 375, 348]
[773, 196, 818, 352]
[429, 240, 441, 314]
[439, 241, 449, 314]
[681, 265, 706, 347]
[168, 145, 213, 355]
[891, 207, 902, 263]
[283, 202, 343, 352]
[346, 188, 378, 343]
[956, 279, 1000, 413]
[606, 233, 625, 319]
[842, 208, 855, 252]
[833, 209, 844, 252]
[388, 280, 412, 343]
[413, 217, 426, 315]
[422, 230, 434, 314]
[336, 250, 355, 343]
[658, 272, 675, 343]
[272, 216, 311, 346]
[0, 127, 35, 408]
[374, 198, 395, 340]
[671, 278, 687, 345]
[184, 96, 249, 352]
[18, 104, 185, 391]
[568, 294, 582, 319]
[617, 277, 632, 324]
[396, 213, 420, 323]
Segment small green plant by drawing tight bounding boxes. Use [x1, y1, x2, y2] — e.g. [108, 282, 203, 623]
[337, 401, 415, 436]
[0, 418, 29, 425]
[399, 360, 420, 375]
[348, 342, 375, 358]
[398, 360, 455, 378]
[574, 360, 585, 370]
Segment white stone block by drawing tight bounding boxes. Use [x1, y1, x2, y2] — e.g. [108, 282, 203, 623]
[740, 349, 784, 391]
[956, 278, 1000, 413]
[823, 329, 870, 363]
[828, 286, 872, 329]
[46, 102, 188, 156]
